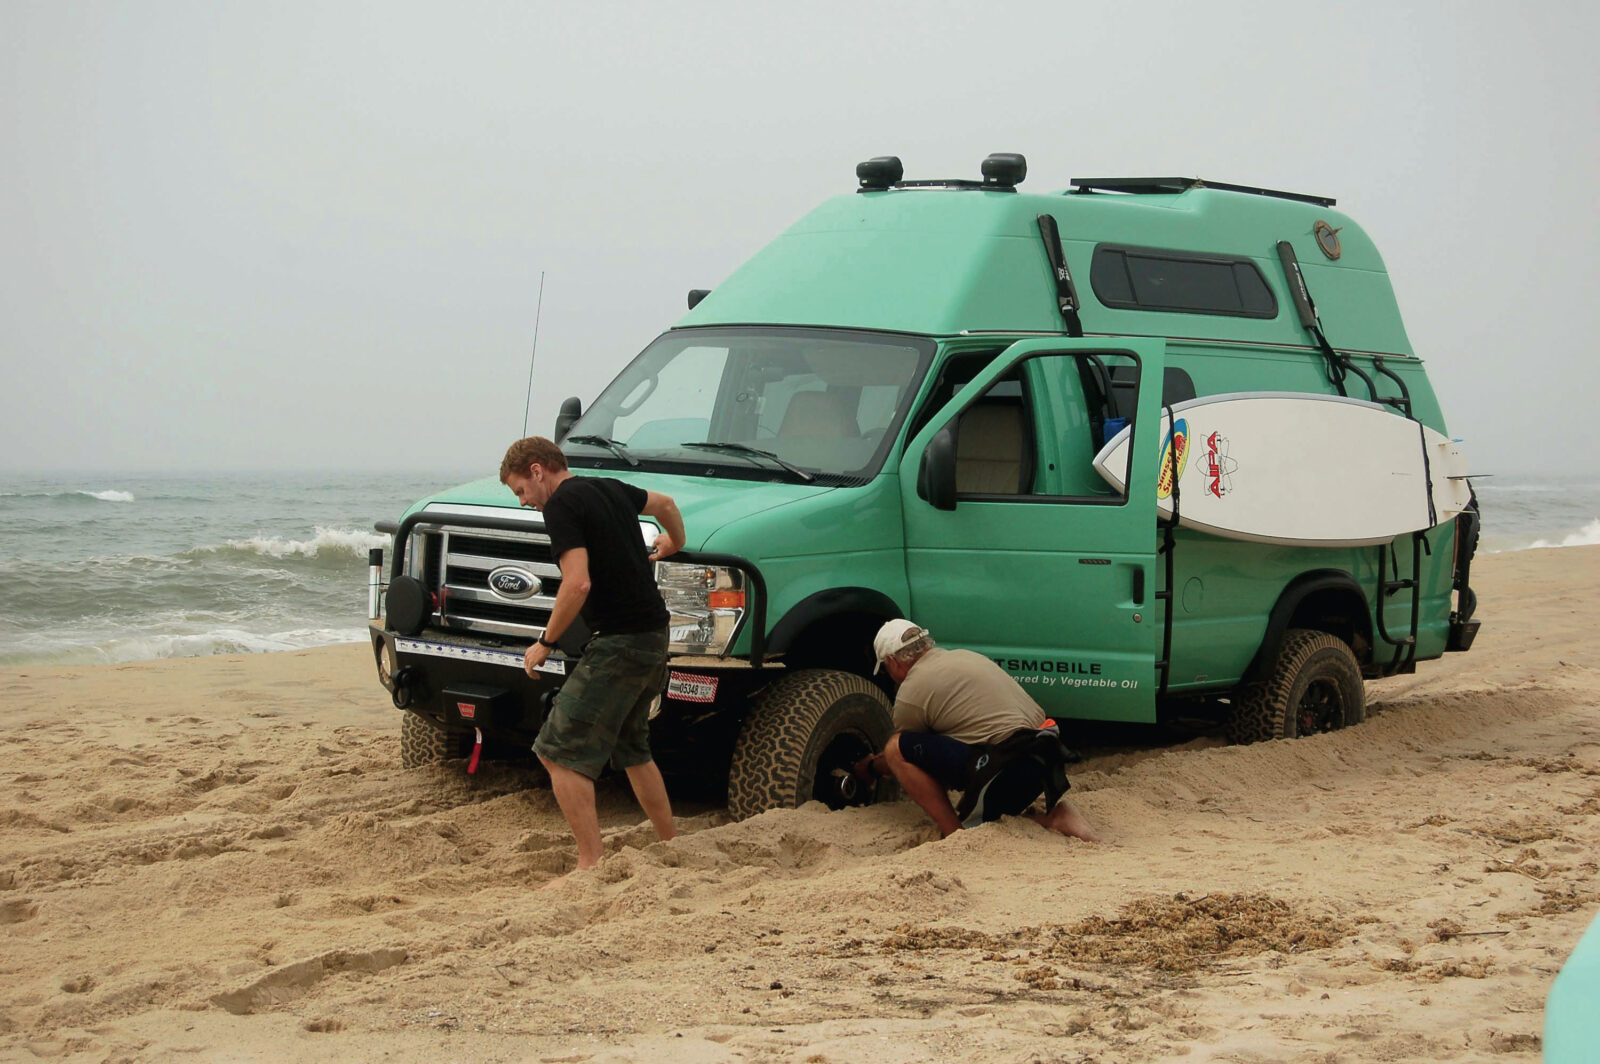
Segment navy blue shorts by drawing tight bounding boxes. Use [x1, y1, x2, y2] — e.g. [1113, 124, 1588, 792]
[895, 731, 973, 791]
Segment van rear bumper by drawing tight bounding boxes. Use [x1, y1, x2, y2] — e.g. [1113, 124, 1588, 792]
[1446, 616, 1481, 652]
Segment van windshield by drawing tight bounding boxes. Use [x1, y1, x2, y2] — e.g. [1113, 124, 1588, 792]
[563, 327, 934, 484]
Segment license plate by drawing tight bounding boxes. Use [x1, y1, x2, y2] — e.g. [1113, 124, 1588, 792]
[667, 671, 718, 703]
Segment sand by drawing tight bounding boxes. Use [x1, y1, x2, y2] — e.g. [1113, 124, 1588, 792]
[3, 548, 1597, 1063]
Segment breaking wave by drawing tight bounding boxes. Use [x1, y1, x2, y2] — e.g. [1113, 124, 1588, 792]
[190, 527, 388, 561]
[0, 489, 135, 502]
[0, 626, 368, 668]
[1519, 518, 1600, 551]
[1486, 518, 1600, 553]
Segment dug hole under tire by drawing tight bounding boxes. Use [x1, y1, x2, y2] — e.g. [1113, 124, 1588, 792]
[400, 712, 473, 768]
[1226, 627, 1367, 744]
[727, 668, 898, 820]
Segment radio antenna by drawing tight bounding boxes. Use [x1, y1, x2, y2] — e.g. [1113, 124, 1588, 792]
[520, 271, 547, 436]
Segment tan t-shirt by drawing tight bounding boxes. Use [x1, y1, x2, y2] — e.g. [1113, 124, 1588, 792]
[892, 647, 1046, 745]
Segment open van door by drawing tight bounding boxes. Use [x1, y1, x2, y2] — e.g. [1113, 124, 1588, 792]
[898, 338, 1166, 722]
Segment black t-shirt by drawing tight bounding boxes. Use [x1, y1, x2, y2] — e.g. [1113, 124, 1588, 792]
[541, 476, 669, 636]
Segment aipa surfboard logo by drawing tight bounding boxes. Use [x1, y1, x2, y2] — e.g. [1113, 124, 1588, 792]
[1156, 419, 1189, 500]
[1204, 430, 1238, 498]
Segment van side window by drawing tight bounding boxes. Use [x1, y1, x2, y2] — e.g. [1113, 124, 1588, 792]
[1091, 246, 1277, 319]
[954, 378, 1033, 495]
[1109, 365, 1196, 421]
[951, 353, 1141, 502]
[906, 349, 1006, 443]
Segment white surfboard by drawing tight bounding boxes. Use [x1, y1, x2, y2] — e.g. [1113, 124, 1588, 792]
[1091, 391, 1471, 548]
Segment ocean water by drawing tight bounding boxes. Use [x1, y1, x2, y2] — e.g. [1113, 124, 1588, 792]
[0, 470, 1595, 668]
[0, 471, 476, 667]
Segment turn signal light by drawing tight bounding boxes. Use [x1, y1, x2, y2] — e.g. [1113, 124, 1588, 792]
[708, 590, 745, 610]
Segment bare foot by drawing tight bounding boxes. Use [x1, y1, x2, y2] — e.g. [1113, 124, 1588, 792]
[539, 865, 596, 892]
[1034, 800, 1100, 843]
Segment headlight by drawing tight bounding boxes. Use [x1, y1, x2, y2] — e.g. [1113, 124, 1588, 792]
[656, 562, 745, 655]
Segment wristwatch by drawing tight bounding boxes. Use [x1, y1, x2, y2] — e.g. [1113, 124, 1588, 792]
[537, 634, 559, 649]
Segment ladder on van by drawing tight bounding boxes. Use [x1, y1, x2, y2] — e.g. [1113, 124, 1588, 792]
[1375, 532, 1425, 674]
[1153, 404, 1182, 697]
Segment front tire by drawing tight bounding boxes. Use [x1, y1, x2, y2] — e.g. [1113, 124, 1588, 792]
[727, 669, 896, 820]
[400, 712, 472, 768]
[1227, 629, 1366, 743]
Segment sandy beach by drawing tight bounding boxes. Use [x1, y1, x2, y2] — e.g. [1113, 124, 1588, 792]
[2, 547, 1596, 1063]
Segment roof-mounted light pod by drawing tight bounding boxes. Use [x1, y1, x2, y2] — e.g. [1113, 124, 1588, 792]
[981, 153, 1027, 189]
[856, 156, 904, 191]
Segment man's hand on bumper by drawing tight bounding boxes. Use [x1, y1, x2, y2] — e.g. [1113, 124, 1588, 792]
[525, 642, 551, 676]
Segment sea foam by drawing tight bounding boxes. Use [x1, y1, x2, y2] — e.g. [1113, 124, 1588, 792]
[202, 527, 388, 560]
[1486, 518, 1600, 553]
[0, 489, 135, 502]
[0, 626, 368, 668]
[1519, 518, 1600, 551]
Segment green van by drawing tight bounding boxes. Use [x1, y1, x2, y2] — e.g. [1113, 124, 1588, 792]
[367, 154, 1481, 818]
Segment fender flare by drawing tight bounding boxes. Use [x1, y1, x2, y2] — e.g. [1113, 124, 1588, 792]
[1244, 570, 1372, 682]
[767, 587, 904, 656]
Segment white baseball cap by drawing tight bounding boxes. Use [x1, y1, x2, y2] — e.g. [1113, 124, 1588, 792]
[873, 619, 929, 674]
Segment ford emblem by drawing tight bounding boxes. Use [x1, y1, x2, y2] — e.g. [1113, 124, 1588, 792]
[487, 566, 540, 601]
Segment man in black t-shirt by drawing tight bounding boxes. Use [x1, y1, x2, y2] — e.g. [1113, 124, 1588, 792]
[500, 436, 687, 880]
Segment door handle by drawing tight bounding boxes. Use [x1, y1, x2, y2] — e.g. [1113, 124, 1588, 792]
[1132, 567, 1145, 606]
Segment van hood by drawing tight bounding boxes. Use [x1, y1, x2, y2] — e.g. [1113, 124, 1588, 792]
[410, 472, 835, 550]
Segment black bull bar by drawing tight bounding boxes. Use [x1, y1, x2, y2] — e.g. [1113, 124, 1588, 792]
[384, 509, 769, 664]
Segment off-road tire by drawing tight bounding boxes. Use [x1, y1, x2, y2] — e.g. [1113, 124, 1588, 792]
[1226, 628, 1366, 744]
[727, 669, 896, 820]
[400, 712, 473, 768]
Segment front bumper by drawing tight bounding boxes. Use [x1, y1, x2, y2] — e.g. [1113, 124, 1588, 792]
[370, 624, 570, 742]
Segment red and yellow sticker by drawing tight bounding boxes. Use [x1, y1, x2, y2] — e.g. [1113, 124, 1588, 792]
[1156, 419, 1189, 499]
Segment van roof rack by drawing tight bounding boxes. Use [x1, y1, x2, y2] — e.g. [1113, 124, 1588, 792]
[1069, 177, 1335, 208]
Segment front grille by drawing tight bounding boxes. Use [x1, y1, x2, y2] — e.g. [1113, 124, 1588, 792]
[419, 525, 561, 638]
[448, 533, 555, 566]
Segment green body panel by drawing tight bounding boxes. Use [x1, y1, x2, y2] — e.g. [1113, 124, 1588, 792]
[1162, 340, 1446, 433]
[407, 471, 839, 554]
[1158, 526, 1457, 692]
[897, 338, 1166, 720]
[699, 474, 912, 648]
[682, 186, 1414, 360]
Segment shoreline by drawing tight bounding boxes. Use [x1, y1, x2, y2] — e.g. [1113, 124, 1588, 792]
[2, 547, 1596, 1062]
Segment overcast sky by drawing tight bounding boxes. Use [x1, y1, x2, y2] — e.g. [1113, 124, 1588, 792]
[2, 0, 1595, 476]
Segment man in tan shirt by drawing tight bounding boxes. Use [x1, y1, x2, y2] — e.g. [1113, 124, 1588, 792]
[859, 619, 1097, 841]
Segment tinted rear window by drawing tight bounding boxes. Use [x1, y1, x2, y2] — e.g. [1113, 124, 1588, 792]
[1091, 246, 1277, 319]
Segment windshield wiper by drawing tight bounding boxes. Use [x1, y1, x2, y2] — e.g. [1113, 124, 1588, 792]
[565, 435, 639, 467]
[680, 442, 815, 482]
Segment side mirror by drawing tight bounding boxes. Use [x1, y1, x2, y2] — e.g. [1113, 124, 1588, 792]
[917, 426, 958, 511]
[687, 288, 711, 310]
[554, 396, 583, 443]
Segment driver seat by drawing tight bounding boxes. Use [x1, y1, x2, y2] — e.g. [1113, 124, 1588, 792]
[778, 391, 860, 438]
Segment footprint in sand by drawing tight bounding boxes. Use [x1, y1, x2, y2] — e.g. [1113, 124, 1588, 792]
[209, 948, 407, 1015]
[1, 898, 40, 924]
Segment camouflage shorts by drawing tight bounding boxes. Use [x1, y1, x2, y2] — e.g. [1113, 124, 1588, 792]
[533, 630, 668, 779]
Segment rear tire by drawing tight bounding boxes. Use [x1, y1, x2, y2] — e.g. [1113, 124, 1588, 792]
[727, 669, 897, 820]
[400, 712, 472, 768]
[1227, 629, 1365, 744]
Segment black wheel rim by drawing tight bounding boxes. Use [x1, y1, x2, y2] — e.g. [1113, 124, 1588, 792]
[812, 730, 876, 809]
[1297, 678, 1345, 734]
